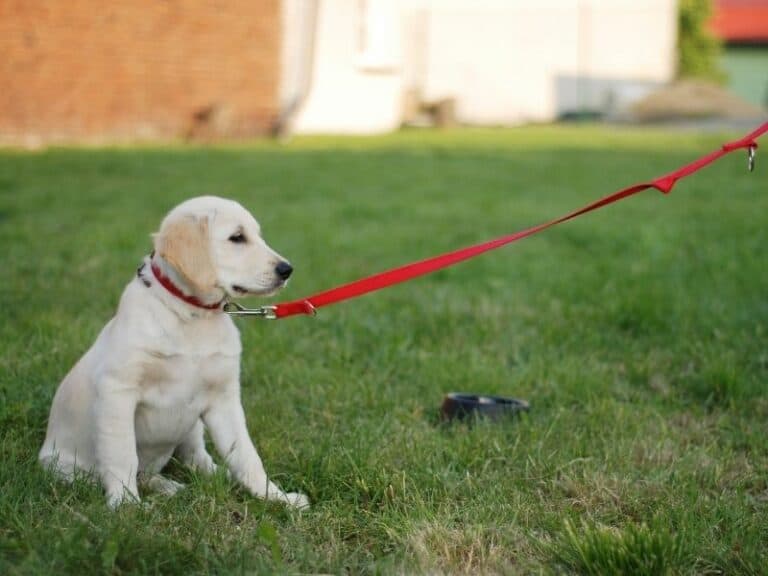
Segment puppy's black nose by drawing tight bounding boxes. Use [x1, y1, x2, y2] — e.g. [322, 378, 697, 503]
[275, 261, 293, 280]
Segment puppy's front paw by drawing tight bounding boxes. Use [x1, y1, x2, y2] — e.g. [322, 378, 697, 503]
[106, 488, 140, 510]
[285, 492, 310, 510]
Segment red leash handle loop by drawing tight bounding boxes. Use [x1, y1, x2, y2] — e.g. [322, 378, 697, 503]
[273, 122, 768, 320]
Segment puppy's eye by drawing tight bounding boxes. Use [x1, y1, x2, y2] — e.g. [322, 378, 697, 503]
[228, 232, 247, 244]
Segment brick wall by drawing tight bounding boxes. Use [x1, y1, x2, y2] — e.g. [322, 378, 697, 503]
[0, 0, 280, 143]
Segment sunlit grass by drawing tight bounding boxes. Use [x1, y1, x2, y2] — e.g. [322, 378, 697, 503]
[1, 124, 766, 574]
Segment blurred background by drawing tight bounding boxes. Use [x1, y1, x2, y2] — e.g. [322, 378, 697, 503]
[0, 0, 765, 146]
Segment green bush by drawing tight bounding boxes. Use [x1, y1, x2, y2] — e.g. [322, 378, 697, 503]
[678, 0, 725, 82]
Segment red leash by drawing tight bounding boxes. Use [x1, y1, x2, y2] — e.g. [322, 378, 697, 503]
[226, 122, 766, 320]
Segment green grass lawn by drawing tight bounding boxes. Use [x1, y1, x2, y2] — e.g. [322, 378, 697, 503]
[1, 125, 766, 574]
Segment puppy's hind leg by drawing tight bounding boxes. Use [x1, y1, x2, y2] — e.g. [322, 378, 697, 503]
[175, 419, 218, 476]
[138, 448, 185, 497]
[139, 473, 185, 496]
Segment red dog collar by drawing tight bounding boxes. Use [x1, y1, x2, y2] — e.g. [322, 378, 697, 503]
[150, 260, 224, 311]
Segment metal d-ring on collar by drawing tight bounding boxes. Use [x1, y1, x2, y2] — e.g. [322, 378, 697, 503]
[223, 301, 278, 319]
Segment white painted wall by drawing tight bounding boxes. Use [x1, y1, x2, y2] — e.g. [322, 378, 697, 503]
[283, 0, 677, 133]
[288, 0, 404, 134]
[409, 0, 677, 124]
[280, 0, 312, 114]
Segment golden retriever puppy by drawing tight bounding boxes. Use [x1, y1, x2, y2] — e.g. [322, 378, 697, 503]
[39, 196, 308, 509]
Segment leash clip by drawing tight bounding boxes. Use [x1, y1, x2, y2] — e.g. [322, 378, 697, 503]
[223, 302, 278, 319]
[748, 145, 756, 172]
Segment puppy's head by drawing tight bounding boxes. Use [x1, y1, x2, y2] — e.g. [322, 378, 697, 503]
[154, 196, 291, 298]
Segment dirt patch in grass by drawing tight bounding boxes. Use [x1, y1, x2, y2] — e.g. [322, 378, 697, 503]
[629, 80, 764, 121]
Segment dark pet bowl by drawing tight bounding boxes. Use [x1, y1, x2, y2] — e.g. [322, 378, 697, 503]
[440, 393, 530, 422]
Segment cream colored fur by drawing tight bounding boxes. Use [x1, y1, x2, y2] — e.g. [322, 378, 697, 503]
[39, 196, 308, 509]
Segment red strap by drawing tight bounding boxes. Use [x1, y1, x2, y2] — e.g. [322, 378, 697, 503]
[151, 261, 225, 310]
[274, 122, 767, 319]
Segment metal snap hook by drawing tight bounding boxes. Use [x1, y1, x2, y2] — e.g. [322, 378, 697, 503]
[223, 302, 278, 319]
[748, 145, 756, 172]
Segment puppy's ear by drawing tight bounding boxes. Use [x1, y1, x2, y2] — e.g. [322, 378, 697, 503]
[154, 215, 217, 293]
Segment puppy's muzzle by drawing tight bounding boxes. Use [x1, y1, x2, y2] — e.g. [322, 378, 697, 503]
[275, 261, 293, 281]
